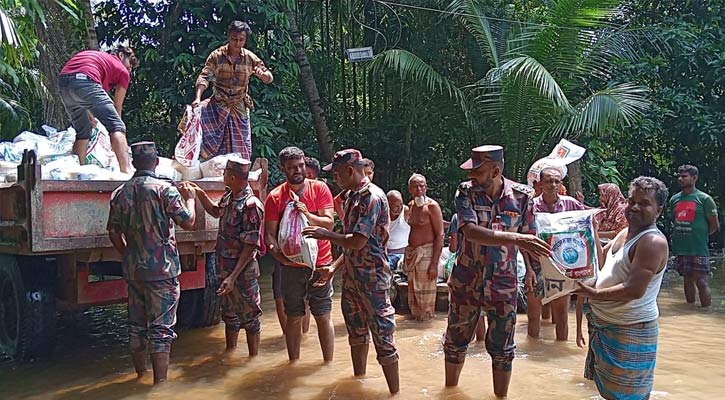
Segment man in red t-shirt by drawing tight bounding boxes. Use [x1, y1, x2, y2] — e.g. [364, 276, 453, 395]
[264, 146, 335, 362]
[59, 46, 138, 173]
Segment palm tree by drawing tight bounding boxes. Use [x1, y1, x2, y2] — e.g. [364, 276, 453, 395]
[285, 2, 334, 162]
[370, 0, 663, 181]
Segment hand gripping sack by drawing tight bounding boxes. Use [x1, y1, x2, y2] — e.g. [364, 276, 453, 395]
[535, 209, 602, 304]
[278, 192, 318, 269]
[175, 105, 203, 167]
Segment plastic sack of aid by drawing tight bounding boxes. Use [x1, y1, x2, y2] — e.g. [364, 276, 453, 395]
[278, 192, 318, 269]
[526, 139, 586, 187]
[175, 105, 203, 167]
[536, 209, 602, 304]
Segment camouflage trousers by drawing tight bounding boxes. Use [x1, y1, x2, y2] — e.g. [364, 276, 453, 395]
[219, 258, 262, 334]
[341, 282, 399, 366]
[443, 262, 517, 371]
[127, 277, 180, 354]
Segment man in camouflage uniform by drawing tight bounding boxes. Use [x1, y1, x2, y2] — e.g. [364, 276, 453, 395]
[443, 145, 551, 397]
[186, 159, 264, 356]
[302, 149, 400, 394]
[107, 141, 197, 384]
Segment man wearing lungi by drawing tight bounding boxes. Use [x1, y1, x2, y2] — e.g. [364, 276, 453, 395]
[443, 145, 551, 398]
[302, 149, 400, 394]
[404, 173, 444, 321]
[192, 20, 274, 159]
[577, 177, 670, 400]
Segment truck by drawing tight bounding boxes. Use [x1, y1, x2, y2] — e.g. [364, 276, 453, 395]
[0, 150, 269, 361]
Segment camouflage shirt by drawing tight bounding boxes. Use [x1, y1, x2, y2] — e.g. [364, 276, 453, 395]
[341, 179, 392, 291]
[455, 177, 536, 302]
[107, 171, 192, 281]
[216, 186, 264, 279]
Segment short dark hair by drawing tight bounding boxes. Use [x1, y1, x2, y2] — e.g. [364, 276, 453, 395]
[132, 156, 156, 171]
[629, 176, 669, 207]
[114, 45, 139, 68]
[305, 157, 320, 173]
[279, 146, 305, 164]
[228, 20, 252, 36]
[362, 158, 375, 170]
[677, 164, 698, 177]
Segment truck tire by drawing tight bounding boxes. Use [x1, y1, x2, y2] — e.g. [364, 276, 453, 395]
[0, 255, 57, 361]
[176, 253, 220, 329]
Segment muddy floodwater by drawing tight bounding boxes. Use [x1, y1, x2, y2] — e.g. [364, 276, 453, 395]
[2, 260, 724, 400]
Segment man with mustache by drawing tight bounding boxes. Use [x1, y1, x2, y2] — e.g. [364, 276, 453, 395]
[264, 146, 335, 363]
[577, 176, 670, 400]
[443, 145, 551, 398]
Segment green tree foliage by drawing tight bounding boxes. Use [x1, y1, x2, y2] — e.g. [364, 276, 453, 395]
[372, 0, 664, 186]
[0, 0, 80, 137]
[3, 0, 721, 229]
[611, 0, 723, 203]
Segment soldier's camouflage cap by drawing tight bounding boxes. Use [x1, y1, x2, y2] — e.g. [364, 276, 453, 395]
[322, 149, 363, 172]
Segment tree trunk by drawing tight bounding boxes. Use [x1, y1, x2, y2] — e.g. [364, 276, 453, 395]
[80, 0, 99, 49]
[286, 10, 334, 161]
[35, 0, 96, 127]
[568, 160, 583, 195]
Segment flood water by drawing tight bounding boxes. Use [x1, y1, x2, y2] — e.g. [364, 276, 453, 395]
[2, 259, 724, 400]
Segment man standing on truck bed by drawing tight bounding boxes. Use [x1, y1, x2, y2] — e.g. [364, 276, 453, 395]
[191, 20, 274, 159]
[107, 141, 197, 384]
[185, 159, 265, 356]
[59, 45, 138, 173]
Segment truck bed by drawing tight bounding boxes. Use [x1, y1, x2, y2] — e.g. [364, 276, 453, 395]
[0, 151, 267, 256]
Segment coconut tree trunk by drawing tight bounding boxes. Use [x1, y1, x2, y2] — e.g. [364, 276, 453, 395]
[80, 0, 99, 49]
[568, 160, 583, 195]
[287, 9, 334, 161]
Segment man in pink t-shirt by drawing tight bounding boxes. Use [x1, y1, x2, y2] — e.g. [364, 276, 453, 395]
[264, 146, 335, 363]
[59, 46, 138, 173]
[527, 167, 584, 341]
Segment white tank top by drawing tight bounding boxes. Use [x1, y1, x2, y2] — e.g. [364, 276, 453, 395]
[590, 226, 667, 325]
[387, 212, 410, 250]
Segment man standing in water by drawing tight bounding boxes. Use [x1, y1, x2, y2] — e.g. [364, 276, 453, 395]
[264, 147, 335, 363]
[669, 164, 719, 307]
[386, 190, 410, 271]
[303, 149, 400, 394]
[405, 173, 444, 321]
[527, 167, 584, 340]
[187, 159, 264, 356]
[107, 142, 196, 384]
[192, 21, 274, 159]
[444, 145, 550, 398]
[577, 176, 670, 400]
